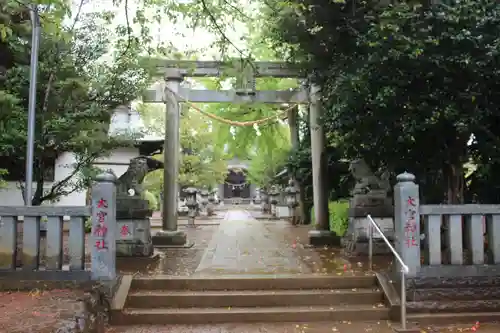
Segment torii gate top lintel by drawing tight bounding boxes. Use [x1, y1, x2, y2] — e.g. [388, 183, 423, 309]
[144, 59, 309, 104]
[150, 59, 306, 79]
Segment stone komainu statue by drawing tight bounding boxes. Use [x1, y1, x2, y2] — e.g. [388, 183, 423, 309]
[115, 156, 164, 197]
[349, 159, 390, 196]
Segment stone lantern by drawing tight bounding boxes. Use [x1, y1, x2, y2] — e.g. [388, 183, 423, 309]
[268, 185, 281, 218]
[285, 179, 299, 225]
[183, 187, 198, 227]
[199, 188, 210, 216]
[260, 189, 269, 213]
[207, 189, 216, 216]
[253, 188, 262, 205]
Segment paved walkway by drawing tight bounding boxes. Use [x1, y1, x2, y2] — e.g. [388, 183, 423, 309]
[119, 209, 389, 276]
[193, 210, 309, 275]
[194, 210, 313, 275]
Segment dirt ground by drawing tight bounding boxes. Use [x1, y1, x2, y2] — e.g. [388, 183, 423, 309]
[0, 289, 85, 333]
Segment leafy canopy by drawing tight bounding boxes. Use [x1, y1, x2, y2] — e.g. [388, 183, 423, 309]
[263, 0, 500, 203]
[0, 2, 154, 204]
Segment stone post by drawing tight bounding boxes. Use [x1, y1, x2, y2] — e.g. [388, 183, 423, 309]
[308, 83, 339, 246]
[152, 68, 187, 246]
[288, 105, 299, 150]
[285, 179, 299, 225]
[260, 189, 268, 213]
[249, 183, 256, 202]
[158, 192, 163, 215]
[90, 172, 117, 281]
[394, 172, 420, 277]
[269, 186, 280, 219]
[218, 184, 225, 205]
[287, 106, 303, 224]
[207, 190, 216, 216]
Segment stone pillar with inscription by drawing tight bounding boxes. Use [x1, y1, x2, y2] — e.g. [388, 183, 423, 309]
[91, 172, 117, 281]
[394, 172, 420, 277]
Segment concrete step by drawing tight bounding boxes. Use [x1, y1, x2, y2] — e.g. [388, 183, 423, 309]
[112, 305, 389, 325]
[407, 299, 500, 313]
[130, 275, 377, 291]
[408, 312, 500, 326]
[126, 288, 384, 308]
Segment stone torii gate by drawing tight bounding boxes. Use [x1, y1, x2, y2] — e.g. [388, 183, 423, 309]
[143, 59, 334, 246]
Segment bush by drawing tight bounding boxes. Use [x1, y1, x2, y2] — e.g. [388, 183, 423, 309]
[85, 218, 92, 233]
[311, 200, 349, 236]
[142, 190, 158, 210]
[0, 168, 7, 189]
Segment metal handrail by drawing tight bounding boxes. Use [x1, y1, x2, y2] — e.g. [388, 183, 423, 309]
[367, 214, 409, 330]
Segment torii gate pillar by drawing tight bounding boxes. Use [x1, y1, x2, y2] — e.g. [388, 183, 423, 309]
[308, 83, 341, 246]
[152, 68, 188, 247]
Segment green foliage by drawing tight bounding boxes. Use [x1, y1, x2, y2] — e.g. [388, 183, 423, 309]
[264, 0, 500, 204]
[311, 200, 349, 236]
[84, 218, 92, 233]
[0, 169, 6, 189]
[139, 103, 228, 191]
[190, 55, 298, 189]
[0, 5, 155, 205]
[196, 75, 299, 160]
[246, 123, 290, 188]
[328, 200, 349, 237]
[142, 190, 158, 210]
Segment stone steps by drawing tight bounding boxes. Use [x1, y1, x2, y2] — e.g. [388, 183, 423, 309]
[130, 275, 377, 290]
[126, 288, 384, 308]
[111, 275, 389, 325]
[117, 305, 389, 325]
[377, 273, 500, 327]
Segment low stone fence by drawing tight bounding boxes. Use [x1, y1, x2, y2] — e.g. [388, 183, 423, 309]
[0, 206, 90, 279]
[394, 172, 500, 278]
[0, 172, 117, 282]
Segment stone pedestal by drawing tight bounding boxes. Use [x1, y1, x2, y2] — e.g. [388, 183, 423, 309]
[308, 230, 341, 247]
[116, 196, 154, 257]
[343, 194, 394, 256]
[116, 219, 153, 257]
[152, 229, 187, 246]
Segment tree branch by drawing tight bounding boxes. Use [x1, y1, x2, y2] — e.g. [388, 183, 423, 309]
[39, 152, 97, 204]
[200, 0, 248, 59]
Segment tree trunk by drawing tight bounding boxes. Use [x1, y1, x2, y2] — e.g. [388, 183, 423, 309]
[303, 199, 313, 225]
[31, 158, 45, 206]
[297, 183, 308, 224]
[445, 162, 464, 204]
